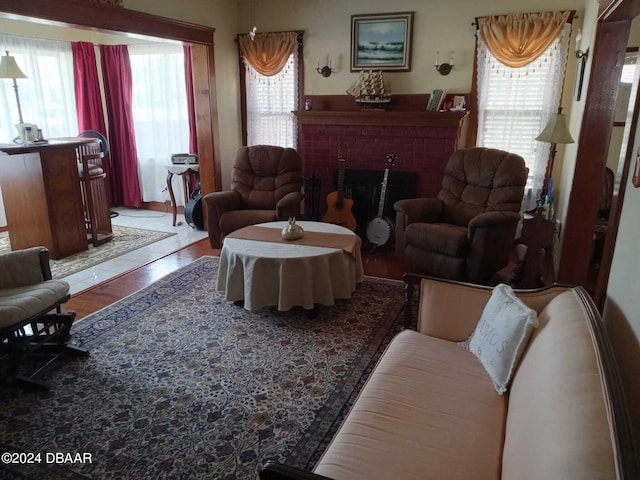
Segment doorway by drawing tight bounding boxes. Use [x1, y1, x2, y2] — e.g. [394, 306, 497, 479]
[557, 0, 640, 312]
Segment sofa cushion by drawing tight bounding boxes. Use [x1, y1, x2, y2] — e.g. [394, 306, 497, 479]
[461, 283, 538, 394]
[0, 280, 70, 328]
[314, 330, 507, 480]
[502, 290, 617, 480]
[405, 222, 468, 256]
[219, 210, 277, 236]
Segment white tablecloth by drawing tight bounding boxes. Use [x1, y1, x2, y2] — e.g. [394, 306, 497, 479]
[217, 221, 364, 311]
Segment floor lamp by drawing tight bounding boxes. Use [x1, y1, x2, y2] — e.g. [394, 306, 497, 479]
[536, 107, 575, 182]
[0, 51, 28, 124]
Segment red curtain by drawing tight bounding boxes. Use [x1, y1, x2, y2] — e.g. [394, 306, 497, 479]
[71, 41, 113, 201]
[99, 45, 142, 207]
[72, 42, 107, 133]
[183, 45, 197, 154]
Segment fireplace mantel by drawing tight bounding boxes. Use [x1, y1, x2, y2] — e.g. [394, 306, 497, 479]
[294, 110, 468, 127]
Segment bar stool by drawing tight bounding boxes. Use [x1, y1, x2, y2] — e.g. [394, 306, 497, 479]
[77, 135, 113, 246]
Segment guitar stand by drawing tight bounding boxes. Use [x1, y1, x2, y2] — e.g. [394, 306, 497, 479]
[362, 240, 380, 254]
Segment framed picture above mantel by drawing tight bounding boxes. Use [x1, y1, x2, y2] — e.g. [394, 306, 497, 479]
[350, 12, 414, 72]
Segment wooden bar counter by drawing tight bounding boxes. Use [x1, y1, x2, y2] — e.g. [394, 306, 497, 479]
[0, 138, 95, 259]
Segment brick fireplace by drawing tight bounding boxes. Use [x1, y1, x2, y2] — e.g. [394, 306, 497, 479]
[295, 103, 469, 224]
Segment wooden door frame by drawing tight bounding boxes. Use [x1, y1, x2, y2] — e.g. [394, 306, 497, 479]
[0, 0, 221, 195]
[558, 0, 640, 310]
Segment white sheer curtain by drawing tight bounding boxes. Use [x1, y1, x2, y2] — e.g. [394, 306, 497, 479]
[477, 24, 571, 211]
[245, 49, 298, 148]
[0, 34, 77, 226]
[129, 44, 190, 205]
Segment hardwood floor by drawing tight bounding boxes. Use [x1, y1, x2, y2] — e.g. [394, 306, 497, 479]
[65, 239, 407, 320]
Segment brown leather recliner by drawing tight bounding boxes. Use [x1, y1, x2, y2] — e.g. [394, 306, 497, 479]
[394, 147, 528, 283]
[203, 145, 304, 248]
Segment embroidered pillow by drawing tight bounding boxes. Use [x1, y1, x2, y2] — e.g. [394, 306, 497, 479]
[461, 283, 538, 394]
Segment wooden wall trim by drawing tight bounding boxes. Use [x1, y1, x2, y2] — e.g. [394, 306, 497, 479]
[294, 110, 469, 127]
[557, 19, 631, 286]
[0, 0, 214, 45]
[302, 93, 467, 112]
[192, 44, 221, 194]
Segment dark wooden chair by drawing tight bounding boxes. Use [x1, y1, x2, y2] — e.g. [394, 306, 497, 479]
[78, 132, 113, 246]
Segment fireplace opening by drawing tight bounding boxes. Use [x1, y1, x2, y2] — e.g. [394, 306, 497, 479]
[331, 168, 417, 240]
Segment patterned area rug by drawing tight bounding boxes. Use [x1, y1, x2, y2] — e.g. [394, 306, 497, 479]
[0, 256, 405, 480]
[0, 226, 175, 278]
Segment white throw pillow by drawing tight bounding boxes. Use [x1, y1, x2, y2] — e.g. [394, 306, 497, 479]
[461, 283, 538, 394]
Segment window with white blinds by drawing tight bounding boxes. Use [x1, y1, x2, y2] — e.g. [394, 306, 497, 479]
[245, 50, 298, 148]
[477, 24, 571, 209]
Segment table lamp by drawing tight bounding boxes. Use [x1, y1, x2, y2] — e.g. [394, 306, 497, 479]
[0, 51, 28, 124]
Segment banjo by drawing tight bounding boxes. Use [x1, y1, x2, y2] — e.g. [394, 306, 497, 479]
[366, 153, 396, 247]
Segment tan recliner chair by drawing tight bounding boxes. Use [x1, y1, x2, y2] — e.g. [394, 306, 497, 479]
[394, 147, 528, 284]
[0, 247, 89, 391]
[204, 145, 304, 248]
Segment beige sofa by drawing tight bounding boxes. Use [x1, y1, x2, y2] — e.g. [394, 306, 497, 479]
[260, 275, 638, 480]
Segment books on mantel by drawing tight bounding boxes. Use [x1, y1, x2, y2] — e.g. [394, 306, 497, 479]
[426, 89, 447, 111]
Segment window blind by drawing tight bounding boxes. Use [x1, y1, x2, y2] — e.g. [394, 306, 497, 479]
[245, 50, 298, 149]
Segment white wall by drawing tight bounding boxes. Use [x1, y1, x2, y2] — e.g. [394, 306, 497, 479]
[603, 13, 640, 458]
[605, 132, 640, 460]
[239, 0, 582, 96]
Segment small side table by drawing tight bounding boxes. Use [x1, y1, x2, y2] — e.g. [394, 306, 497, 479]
[166, 164, 200, 226]
[517, 209, 555, 288]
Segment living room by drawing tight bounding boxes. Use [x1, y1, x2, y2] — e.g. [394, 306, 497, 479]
[0, 0, 639, 477]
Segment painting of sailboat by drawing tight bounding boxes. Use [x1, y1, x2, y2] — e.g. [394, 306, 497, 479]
[351, 12, 414, 71]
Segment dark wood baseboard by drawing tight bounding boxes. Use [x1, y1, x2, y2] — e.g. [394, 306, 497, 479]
[139, 201, 184, 214]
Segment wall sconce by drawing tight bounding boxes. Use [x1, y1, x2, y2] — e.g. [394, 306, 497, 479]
[316, 59, 335, 77]
[575, 29, 589, 59]
[435, 50, 454, 75]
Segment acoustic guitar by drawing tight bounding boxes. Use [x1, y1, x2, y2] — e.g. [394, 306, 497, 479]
[365, 154, 396, 247]
[322, 157, 357, 232]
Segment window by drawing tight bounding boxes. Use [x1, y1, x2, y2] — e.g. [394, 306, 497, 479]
[0, 35, 77, 142]
[244, 49, 299, 148]
[128, 44, 191, 204]
[476, 24, 571, 209]
[0, 35, 78, 227]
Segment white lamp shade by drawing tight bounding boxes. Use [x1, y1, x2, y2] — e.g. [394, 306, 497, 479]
[0, 53, 27, 79]
[535, 113, 575, 144]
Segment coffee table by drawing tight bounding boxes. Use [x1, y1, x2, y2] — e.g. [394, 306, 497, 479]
[217, 221, 364, 312]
